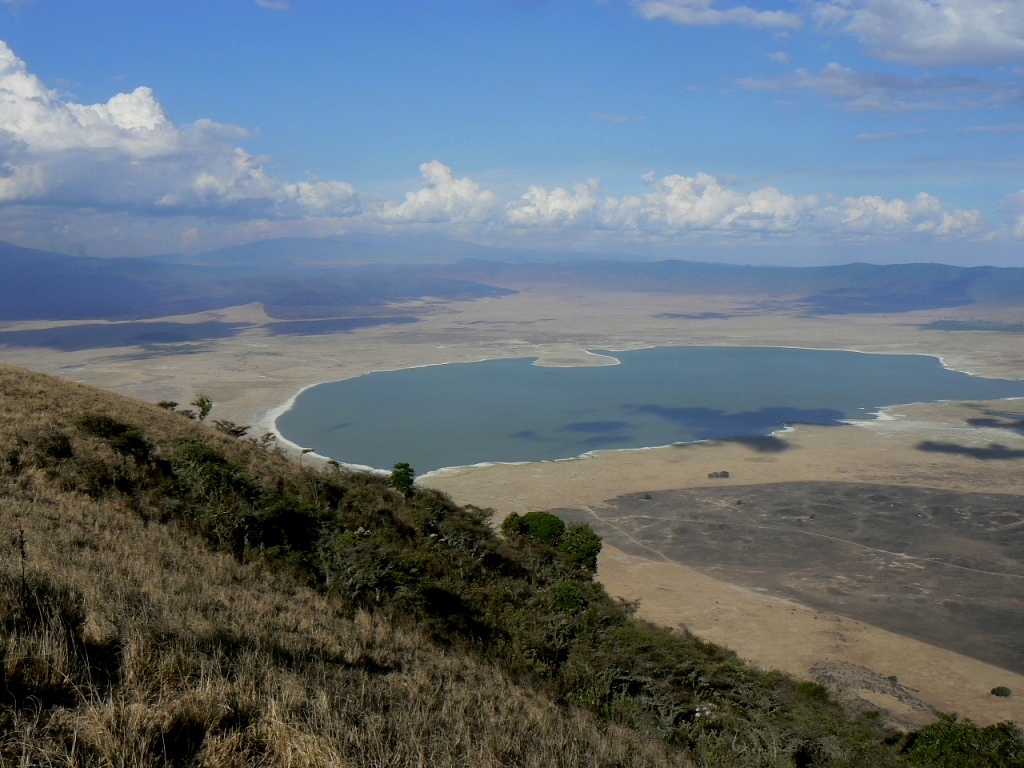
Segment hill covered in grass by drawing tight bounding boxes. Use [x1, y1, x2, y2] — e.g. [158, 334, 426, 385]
[0, 362, 1021, 767]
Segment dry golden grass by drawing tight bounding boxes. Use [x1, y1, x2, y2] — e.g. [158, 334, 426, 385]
[0, 361, 691, 766]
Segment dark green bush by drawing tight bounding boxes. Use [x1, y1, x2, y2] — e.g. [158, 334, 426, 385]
[75, 412, 151, 463]
[901, 714, 1024, 767]
[992, 686, 1012, 697]
[514, 510, 566, 545]
[557, 522, 602, 571]
[501, 511, 524, 537]
[36, 431, 74, 461]
[389, 462, 415, 497]
[75, 412, 132, 440]
[550, 581, 587, 614]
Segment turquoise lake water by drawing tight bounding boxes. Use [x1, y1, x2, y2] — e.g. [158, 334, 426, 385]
[275, 346, 1024, 473]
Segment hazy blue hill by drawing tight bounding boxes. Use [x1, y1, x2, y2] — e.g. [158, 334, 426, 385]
[179, 233, 501, 268]
[0, 240, 514, 321]
[178, 233, 650, 269]
[0, 241, 170, 320]
[3, 236, 1024, 323]
[450, 258, 1024, 314]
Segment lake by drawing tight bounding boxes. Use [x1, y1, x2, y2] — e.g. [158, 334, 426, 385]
[275, 346, 1024, 473]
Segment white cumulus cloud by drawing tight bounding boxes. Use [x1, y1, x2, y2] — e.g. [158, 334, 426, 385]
[817, 191, 982, 236]
[815, 0, 1024, 65]
[1000, 189, 1024, 237]
[381, 160, 499, 223]
[634, 0, 801, 29]
[605, 172, 813, 233]
[0, 40, 363, 218]
[507, 180, 603, 227]
[502, 171, 983, 240]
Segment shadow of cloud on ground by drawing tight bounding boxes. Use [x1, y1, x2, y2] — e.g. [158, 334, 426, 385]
[917, 440, 1024, 460]
[0, 322, 250, 352]
[626, 404, 848, 441]
[719, 435, 793, 453]
[965, 413, 1024, 437]
[798, 289, 972, 316]
[262, 316, 418, 335]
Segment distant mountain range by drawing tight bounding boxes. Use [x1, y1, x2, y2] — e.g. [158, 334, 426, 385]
[0, 238, 513, 321]
[3, 235, 1024, 322]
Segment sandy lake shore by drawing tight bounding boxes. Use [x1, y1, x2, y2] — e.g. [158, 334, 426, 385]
[3, 286, 1024, 725]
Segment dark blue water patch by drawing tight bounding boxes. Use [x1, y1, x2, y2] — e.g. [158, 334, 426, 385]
[263, 316, 418, 335]
[276, 346, 1024, 473]
[512, 430, 549, 441]
[626, 405, 848, 440]
[562, 420, 633, 433]
[920, 320, 1024, 333]
[580, 432, 635, 447]
[655, 312, 734, 320]
[0, 321, 249, 351]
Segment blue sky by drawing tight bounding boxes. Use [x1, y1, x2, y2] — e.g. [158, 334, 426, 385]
[1, 0, 1023, 264]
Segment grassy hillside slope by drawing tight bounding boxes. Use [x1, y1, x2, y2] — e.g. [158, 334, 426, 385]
[0, 362, 1020, 767]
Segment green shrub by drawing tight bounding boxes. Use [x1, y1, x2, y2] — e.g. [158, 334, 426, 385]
[190, 393, 213, 421]
[74, 412, 151, 463]
[992, 686, 1012, 697]
[501, 511, 525, 537]
[40, 431, 74, 460]
[797, 681, 830, 701]
[75, 412, 131, 440]
[550, 581, 586, 614]
[389, 462, 415, 497]
[902, 713, 1024, 767]
[557, 522, 602, 571]
[519, 510, 565, 545]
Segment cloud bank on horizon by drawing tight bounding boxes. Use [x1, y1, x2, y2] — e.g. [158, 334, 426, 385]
[0, 0, 1023, 263]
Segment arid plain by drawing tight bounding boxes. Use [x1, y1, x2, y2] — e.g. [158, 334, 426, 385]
[3, 283, 1024, 728]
